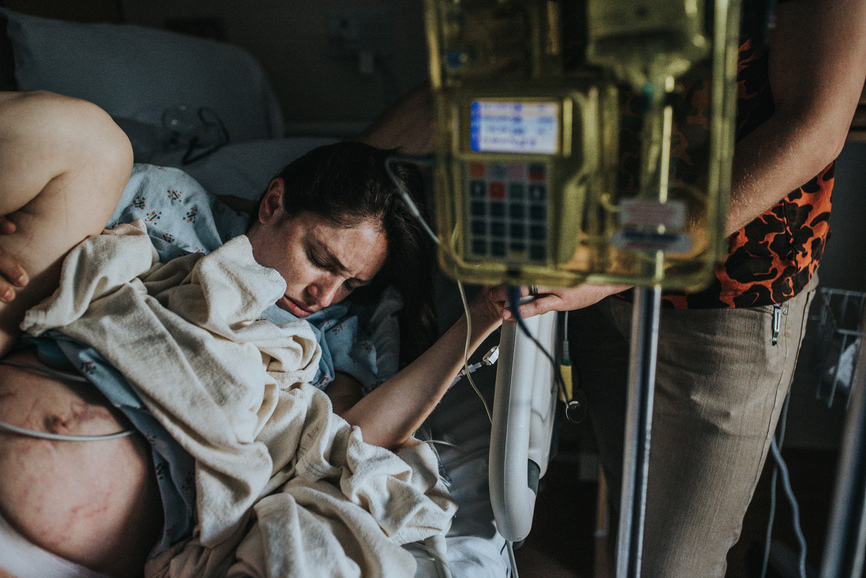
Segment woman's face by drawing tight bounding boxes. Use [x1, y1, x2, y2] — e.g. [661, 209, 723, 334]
[247, 179, 388, 318]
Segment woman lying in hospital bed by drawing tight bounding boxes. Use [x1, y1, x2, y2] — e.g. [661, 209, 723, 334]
[0, 90, 506, 577]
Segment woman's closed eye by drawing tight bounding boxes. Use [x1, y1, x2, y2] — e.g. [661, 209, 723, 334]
[344, 278, 364, 292]
[308, 248, 367, 292]
[308, 248, 331, 271]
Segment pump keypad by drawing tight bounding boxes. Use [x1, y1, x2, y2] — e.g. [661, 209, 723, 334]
[465, 161, 549, 264]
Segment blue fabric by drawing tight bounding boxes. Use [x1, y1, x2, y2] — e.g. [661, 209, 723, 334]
[262, 300, 393, 395]
[108, 164, 249, 263]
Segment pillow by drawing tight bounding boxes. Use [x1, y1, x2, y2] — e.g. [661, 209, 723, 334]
[0, 13, 16, 91]
[148, 137, 339, 200]
[1, 8, 285, 144]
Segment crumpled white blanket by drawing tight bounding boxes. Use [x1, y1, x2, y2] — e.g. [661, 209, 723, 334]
[22, 222, 456, 578]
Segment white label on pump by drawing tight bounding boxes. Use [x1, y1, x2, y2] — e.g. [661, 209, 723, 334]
[618, 199, 686, 229]
[613, 199, 692, 254]
[470, 101, 559, 155]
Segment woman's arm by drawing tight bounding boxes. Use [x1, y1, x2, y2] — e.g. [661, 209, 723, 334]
[329, 288, 503, 450]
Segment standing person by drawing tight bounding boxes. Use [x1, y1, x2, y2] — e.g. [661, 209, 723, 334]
[360, 0, 866, 574]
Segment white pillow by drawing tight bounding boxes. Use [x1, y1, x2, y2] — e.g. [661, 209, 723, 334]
[2, 8, 285, 144]
[148, 137, 340, 200]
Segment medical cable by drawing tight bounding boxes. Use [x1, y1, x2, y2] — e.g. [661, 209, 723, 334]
[384, 155, 439, 246]
[559, 310, 573, 401]
[0, 359, 89, 383]
[458, 279, 493, 424]
[448, 345, 499, 389]
[760, 394, 808, 578]
[384, 156, 535, 578]
[383, 155, 495, 423]
[0, 419, 136, 442]
[506, 285, 586, 423]
[506, 540, 520, 578]
[0, 359, 137, 442]
[767, 437, 808, 578]
[421, 534, 454, 578]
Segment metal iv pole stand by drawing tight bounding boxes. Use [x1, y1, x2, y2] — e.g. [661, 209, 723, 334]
[616, 285, 662, 578]
[820, 307, 866, 578]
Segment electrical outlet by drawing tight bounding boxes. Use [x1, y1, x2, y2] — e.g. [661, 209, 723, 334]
[327, 8, 394, 63]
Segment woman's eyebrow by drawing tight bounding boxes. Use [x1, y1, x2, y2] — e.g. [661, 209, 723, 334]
[311, 239, 372, 284]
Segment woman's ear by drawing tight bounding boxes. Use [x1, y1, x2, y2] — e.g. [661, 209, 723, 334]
[258, 178, 285, 224]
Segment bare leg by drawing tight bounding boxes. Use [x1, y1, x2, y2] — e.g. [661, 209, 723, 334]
[0, 348, 163, 576]
[0, 91, 133, 357]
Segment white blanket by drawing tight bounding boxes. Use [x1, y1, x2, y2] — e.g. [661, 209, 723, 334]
[22, 222, 456, 577]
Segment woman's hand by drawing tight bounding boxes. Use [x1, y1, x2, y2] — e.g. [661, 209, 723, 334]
[465, 285, 507, 334]
[0, 216, 28, 303]
[487, 282, 631, 320]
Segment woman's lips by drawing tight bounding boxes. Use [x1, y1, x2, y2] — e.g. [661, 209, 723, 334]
[279, 295, 313, 318]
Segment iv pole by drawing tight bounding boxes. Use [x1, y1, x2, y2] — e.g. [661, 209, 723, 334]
[616, 286, 662, 577]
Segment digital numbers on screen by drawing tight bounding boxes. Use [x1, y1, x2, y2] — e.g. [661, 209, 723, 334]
[470, 101, 559, 154]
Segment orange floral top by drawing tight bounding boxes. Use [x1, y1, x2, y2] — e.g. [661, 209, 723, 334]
[663, 32, 834, 308]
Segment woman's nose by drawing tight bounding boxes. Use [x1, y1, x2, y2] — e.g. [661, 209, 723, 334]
[309, 277, 341, 308]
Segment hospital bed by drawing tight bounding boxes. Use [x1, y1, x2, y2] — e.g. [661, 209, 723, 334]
[0, 7, 548, 576]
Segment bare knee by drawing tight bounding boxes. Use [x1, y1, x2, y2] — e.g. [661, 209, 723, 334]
[0, 91, 133, 357]
[0, 349, 162, 577]
[0, 91, 133, 215]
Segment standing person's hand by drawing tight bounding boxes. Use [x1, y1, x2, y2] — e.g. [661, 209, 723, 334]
[487, 282, 631, 320]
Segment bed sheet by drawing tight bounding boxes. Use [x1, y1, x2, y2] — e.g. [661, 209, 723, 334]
[409, 276, 511, 577]
[410, 365, 512, 577]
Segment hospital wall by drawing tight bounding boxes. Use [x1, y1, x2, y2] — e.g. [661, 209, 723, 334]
[120, 0, 429, 137]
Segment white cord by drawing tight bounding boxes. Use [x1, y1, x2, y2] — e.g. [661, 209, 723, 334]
[384, 156, 440, 246]
[506, 540, 520, 578]
[0, 359, 89, 382]
[0, 360, 136, 441]
[769, 437, 808, 578]
[0, 418, 136, 442]
[760, 393, 807, 578]
[457, 280, 493, 424]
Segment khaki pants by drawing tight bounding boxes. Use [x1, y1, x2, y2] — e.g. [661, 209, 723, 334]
[569, 280, 816, 577]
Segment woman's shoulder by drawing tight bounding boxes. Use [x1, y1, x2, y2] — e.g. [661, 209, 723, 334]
[108, 163, 250, 260]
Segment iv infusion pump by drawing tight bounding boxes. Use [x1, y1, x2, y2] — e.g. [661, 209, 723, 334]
[423, 0, 743, 545]
[425, 0, 742, 291]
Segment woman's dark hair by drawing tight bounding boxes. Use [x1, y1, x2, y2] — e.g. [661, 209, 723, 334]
[270, 141, 437, 367]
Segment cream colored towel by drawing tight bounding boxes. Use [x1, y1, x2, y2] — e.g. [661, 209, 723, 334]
[22, 222, 455, 578]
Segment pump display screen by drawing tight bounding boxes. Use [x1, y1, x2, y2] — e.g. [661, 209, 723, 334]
[469, 101, 560, 154]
